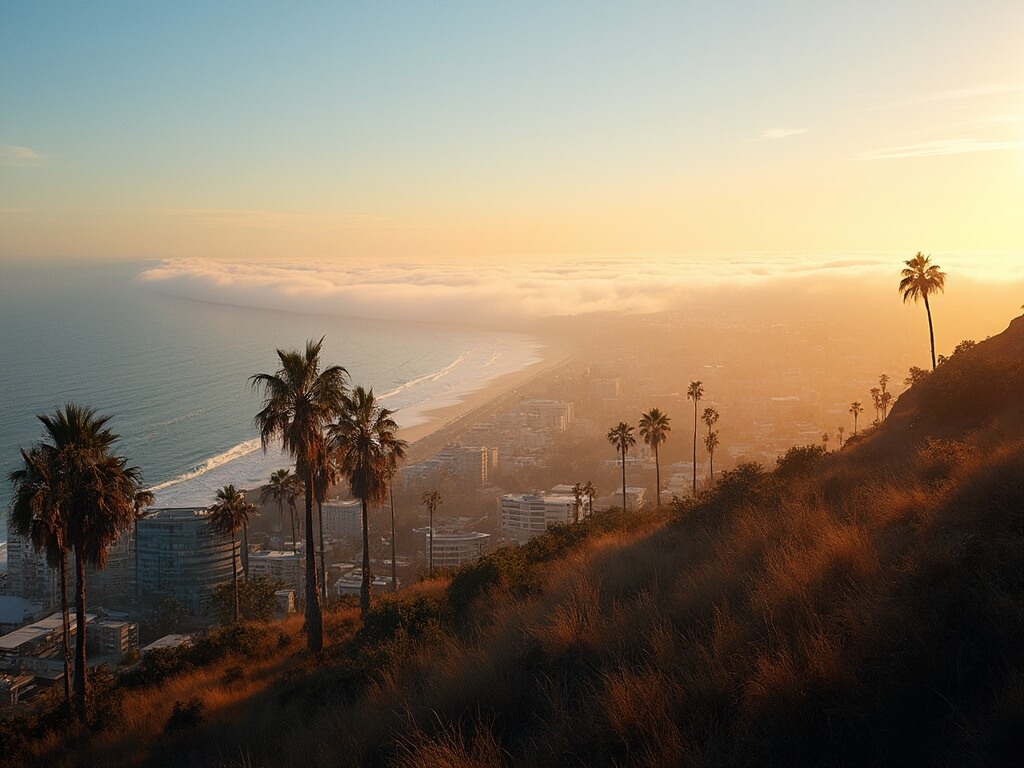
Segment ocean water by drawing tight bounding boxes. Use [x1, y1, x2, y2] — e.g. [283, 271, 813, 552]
[0, 261, 542, 542]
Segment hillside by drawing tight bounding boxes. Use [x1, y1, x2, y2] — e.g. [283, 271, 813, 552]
[8, 317, 1024, 767]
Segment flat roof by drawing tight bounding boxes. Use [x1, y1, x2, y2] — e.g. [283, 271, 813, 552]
[0, 613, 95, 651]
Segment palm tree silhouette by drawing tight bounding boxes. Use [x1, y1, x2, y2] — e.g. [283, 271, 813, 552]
[899, 252, 947, 370]
[20, 405, 141, 720]
[207, 484, 256, 623]
[850, 401, 863, 435]
[639, 408, 671, 509]
[837, 426, 845, 447]
[261, 468, 295, 551]
[583, 480, 597, 517]
[251, 338, 347, 652]
[330, 385, 407, 614]
[421, 490, 442, 576]
[311, 436, 339, 604]
[703, 431, 719, 480]
[701, 407, 720, 479]
[9, 447, 72, 707]
[606, 422, 636, 511]
[571, 482, 584, 523]
[687, 382, 704, 495]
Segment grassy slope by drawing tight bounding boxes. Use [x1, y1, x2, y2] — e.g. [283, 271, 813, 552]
[14, 317, 1024, 768]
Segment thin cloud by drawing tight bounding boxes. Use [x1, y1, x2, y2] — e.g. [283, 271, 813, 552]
[759, 128, 807, 141]
[1, 144, 45, 165]
[858, 138, 1022, 161]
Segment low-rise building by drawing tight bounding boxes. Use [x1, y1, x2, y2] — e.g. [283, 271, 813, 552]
[0, 673, 35, 707]
[140, 634, 191, 655]
[93, 621, 139, 662]
[248, 550, 304, 593]
[500, 492, 577, 543]
[427, 531, 491, 569]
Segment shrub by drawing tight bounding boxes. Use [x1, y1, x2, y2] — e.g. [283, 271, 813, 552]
[164, 697, 205, 733]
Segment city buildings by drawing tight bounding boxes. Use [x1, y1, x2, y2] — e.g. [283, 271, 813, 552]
[136, 507, 239, 615]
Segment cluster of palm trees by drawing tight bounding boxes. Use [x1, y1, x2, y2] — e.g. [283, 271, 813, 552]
[570, 481, 597, 522]
[250, 338, 407, 651]
[606, 387, 722, 511]
[8, 404, 147, 720]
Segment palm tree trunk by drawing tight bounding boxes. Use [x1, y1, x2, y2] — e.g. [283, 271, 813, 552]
[290, 502, 298, 553]
[134, 518, 139, 599]
[925, 293, 937, 370]
[620, 446, 627, 511]
[278, 500, 285, 544]
[429, 504, 434, 577]
[73, 546, 87, 722]
[389, 487, 397, 594]
[318, 500, 327, 605]
[304, 474, 323, 652]
[232, 533, 239, 623]
[360, 497, 371, 615]
[692, 403, 698, 496]
[242, 523, 249, 581]
[654, 444, 661, 509]
[710, 447, 714, 480]
[59, 552, 71, 706]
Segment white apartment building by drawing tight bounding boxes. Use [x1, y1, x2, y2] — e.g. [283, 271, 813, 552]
[500, 493, 577, 543]
[248, 550, 304, 593]
[426, 531, 491, 569]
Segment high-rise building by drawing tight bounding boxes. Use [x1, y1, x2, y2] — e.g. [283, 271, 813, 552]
[136, 508, 239, 615]
[321, 499, 362, 540]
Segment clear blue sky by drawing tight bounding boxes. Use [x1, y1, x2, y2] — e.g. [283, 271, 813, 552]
[2, 1, 1022, 260]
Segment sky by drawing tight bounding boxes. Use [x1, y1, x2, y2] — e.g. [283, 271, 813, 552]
[1, 1, 1023, 263]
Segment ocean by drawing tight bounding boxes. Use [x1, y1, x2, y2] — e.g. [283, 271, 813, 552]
[0, 260, 542, 543]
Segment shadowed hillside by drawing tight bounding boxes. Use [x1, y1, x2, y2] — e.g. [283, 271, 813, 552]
[8, 317, 1024, 767]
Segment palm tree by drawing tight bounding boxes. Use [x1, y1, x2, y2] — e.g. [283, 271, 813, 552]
[207, 485, 255, 623]
[20, 405, 141, 720]
[606, 422, 636, 511]
[583, 481, 597, 518]
[687, 382, 704, 495]
[311, 436, 339, 604]
[9, 447, 72, 707]
[822, 432, 830, 451]
[638, 408, 671, 509]
[571, 482, 584, 523]
[421, 490, 442, 576]
[701, 407, 719, 436]
[261, 468, 295, 550]
[285, 472, 303, 550]
[703, 431, 719, 479]
[837, 426, 845, 447]
[899, 252, 947, 370]
[850, 401, 863, 435]
[869, 387, 882, 424]
[330, 386, 407, 615]
[132, 489, 154, 600]
[251, 338, 348, 652]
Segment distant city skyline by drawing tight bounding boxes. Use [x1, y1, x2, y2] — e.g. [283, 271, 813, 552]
[2, 2, 1023, 261]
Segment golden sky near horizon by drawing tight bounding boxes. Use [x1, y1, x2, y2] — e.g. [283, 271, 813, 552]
[2, 3, 1023, 263]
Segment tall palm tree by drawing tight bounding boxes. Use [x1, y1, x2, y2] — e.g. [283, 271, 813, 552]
[822, 432, 830, 451]
[837, 426, 845, 448]
[261, 468, 295, 549]
[899, 252, 947, 370]
[702, 407, 719, 436]
[20, 405, 141, 720]
[703, 431, 719, 480]
[687, 382, 704, 495]
[330, 386, 407, 615]
[421, 490, 442, 576]
[207, 485, 255, 623]
[571, 482, 584, 523]
[311, 436, 339, 604]
[638, 408, 671, 509]
[9, 447, 72, 706]
[251, 338, 348, 652]
[606, 422, 636, 511]
[583, 480, 597, 518]
[850, 401, 863, 435]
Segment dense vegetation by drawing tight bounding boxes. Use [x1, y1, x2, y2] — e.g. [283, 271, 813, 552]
[6, 317, 1024, 767]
